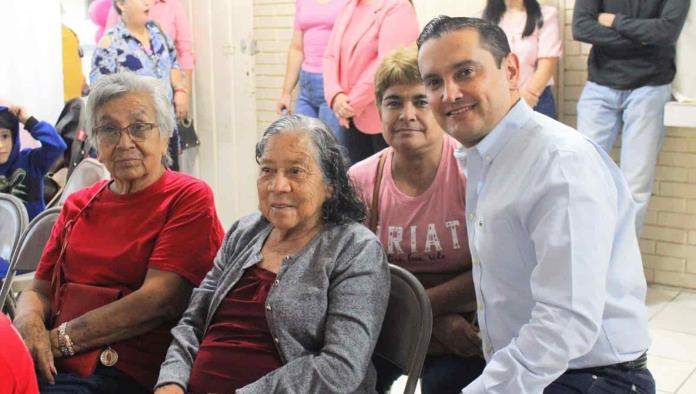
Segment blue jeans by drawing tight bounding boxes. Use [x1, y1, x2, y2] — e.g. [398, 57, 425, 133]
[534, 86, 557, 119]
[545, 367, 655, 394]
[375, 354, 485, 394]
[39, 364, 150, 394]
[295, 70, 343, 144]
[577, 81, 672, 233]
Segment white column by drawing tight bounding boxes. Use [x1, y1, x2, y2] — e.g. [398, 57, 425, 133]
[0, 0, 63, 148]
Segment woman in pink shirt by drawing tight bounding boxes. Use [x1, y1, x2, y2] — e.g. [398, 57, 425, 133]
[276, 0, 346, 137]
[483, 0, 562, 118]
[324, 0, 419, 165]
[349, 47, 484, 394]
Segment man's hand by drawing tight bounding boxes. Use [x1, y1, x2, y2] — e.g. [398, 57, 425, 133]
[598, 13, 616, 27]
[431, 313, 483, 358]
[9, 105, 30, 124]
[13, 313, 57, 384]
[154, 384, 186, 394]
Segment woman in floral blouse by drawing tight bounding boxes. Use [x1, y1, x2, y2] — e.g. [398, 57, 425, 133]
[90, 0, 188, 169]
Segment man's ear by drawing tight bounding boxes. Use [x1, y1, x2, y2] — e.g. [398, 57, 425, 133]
[504, 52, 521, 91]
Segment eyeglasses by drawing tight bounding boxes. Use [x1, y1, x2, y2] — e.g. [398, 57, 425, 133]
[94, 122, 158, 145]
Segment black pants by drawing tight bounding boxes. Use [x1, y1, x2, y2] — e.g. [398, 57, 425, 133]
[341, 122, 388, 167]
[39, 364, 150, 394]
[168, 134, 179, 171]
[545, 367, 655, 393]
[375, 354, 486, 394]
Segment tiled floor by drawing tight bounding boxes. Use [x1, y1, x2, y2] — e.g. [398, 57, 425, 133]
[646, 285, 696, 394]
[390, 285, 696, 394]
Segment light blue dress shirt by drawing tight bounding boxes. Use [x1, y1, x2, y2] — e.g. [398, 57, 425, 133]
[458, 101, 650, 394]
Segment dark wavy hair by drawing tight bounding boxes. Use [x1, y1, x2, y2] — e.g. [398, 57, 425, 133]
[417, 16, 511, 68]
[255, 115, 367, 225]
[483, 0, 543, 38]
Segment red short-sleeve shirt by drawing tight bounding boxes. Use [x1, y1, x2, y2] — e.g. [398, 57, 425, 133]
[35, 170, 225, 389]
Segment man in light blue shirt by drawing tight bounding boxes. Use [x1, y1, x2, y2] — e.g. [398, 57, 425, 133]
[417, 17, 654, 393]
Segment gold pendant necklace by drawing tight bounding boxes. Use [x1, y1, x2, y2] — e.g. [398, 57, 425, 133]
[100, 346, 119, 367]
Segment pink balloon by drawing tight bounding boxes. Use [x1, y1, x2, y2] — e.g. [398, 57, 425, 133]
[88, 0, 113, 43]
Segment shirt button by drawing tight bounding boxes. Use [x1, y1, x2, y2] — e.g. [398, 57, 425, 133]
[472, 258, 479, 265]
[477, 304, 483, 311]
[468, 213, 476, 220]
[274, 279, 280, 286]
[274, 337, 280, 344]
[478, 220, 484, 228]
[485, 155, 492, 162]
[486, 343, 493, 353]
[266, 304, 272, 311]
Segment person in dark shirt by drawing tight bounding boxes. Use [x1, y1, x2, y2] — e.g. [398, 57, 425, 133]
[572, 0, 690, 235]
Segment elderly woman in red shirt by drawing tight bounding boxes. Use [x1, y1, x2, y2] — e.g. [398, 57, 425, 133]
[13, 73, 224, 393]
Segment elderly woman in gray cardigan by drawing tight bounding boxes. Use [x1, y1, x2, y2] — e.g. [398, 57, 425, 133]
[155, 115, 390, 394]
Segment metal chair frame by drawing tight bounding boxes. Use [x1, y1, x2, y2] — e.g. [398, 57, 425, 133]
[374, 264, 433, 394]
[0, 207, 61, 317]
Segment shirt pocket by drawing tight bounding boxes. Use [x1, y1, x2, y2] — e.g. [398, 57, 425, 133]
[475, 214, 530, 289]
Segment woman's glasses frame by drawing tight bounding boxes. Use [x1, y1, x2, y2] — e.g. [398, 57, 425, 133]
[94, 122, 159, 146]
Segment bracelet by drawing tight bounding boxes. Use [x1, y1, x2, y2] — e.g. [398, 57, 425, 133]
[58, 322, 76, 357]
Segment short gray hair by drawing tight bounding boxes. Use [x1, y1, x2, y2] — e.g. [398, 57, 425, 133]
[85, 73, 175, 165]
[255, 115, 366, 224]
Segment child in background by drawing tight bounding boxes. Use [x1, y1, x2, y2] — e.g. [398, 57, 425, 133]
[0, 105, 66, 220]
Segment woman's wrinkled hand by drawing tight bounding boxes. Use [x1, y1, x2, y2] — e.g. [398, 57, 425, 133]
[154, 383, 186, 394]
[13, 313, 57, 384]
[431, 313, 483, 358]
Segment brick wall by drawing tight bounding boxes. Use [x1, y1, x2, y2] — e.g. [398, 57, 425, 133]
[253, 0, 696, 289]
[254, 0, 295, 135]
[562, 1, 696, 289]
[641, 127, 696, 288]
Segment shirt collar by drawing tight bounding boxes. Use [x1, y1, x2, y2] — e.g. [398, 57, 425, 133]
[471, 99, 532, 163]
[115, 20, 157, 43]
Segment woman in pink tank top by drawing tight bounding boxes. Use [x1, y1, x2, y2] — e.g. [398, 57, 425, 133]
[276, 0, 346, 138]
[349, 47, 485, 394]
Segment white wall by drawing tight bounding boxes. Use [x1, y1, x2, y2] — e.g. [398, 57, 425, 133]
[0, 1, 63, 147]
[184, 0, 259, 227]
[413, 0, 486, 26]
